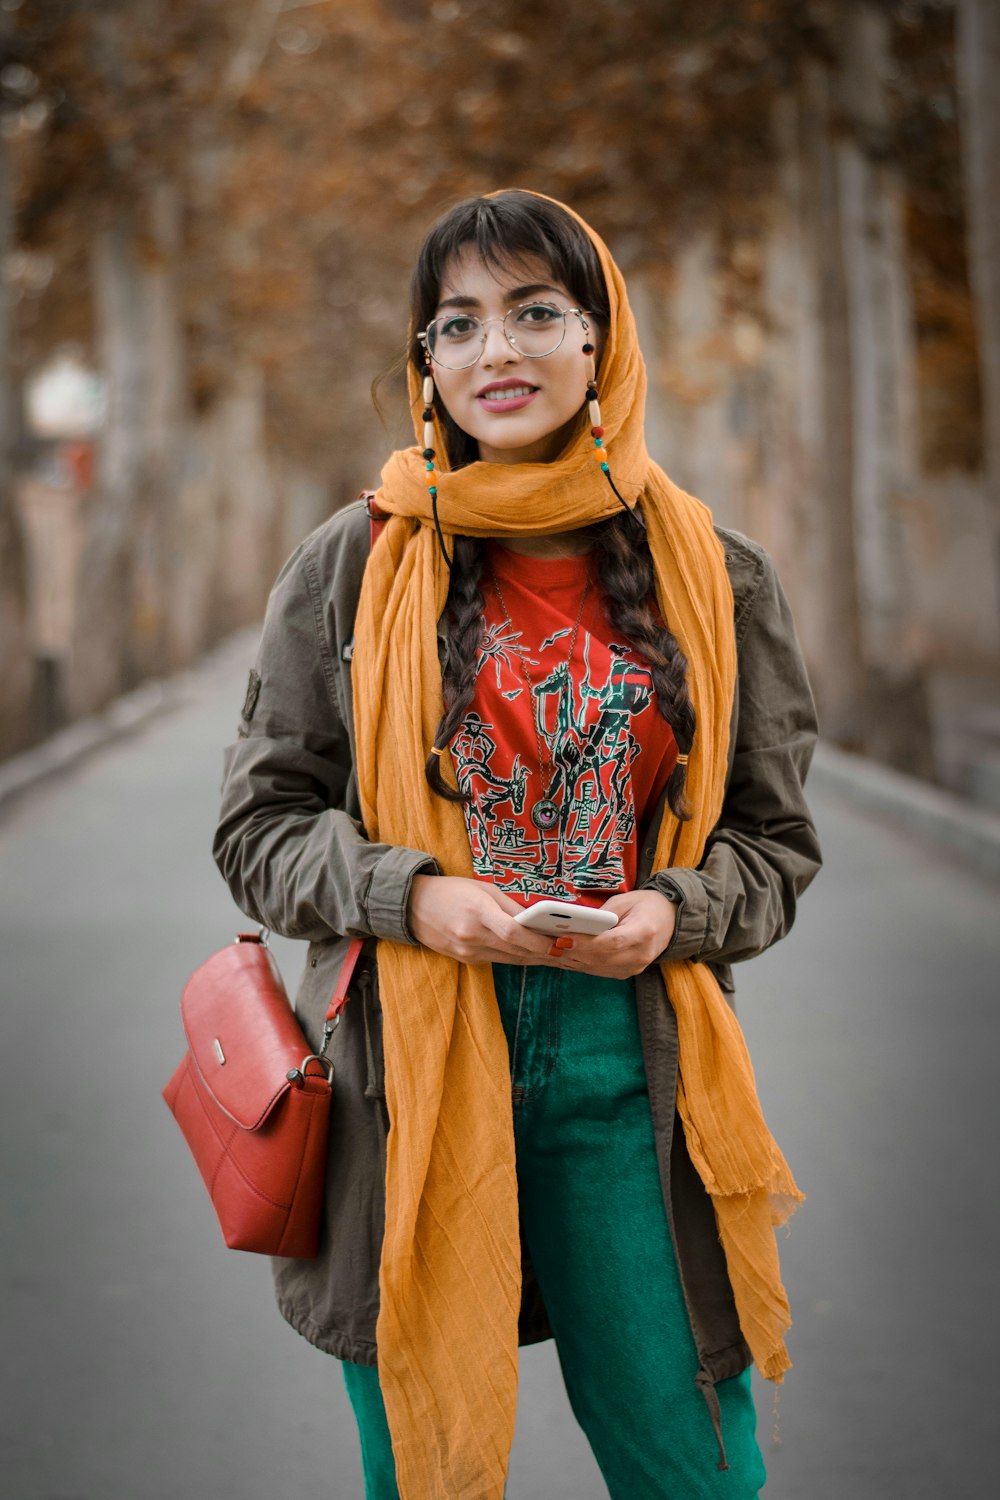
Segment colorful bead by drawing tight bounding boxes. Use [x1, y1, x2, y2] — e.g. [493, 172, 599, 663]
[422, 408, 433, 421]
[423, 376, 435, 405]
[601, 462, 610, 473]
[591, 425, 604, 438]
[422, 447, 434, 461]
[582, 342, 595, 355]
[594, 437, 603, 447]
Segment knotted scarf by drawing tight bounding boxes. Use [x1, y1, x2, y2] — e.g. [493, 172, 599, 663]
[353, 191, 803, 1500]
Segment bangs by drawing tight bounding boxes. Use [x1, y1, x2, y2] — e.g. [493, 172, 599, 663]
[407, 190, 610, 469]
[411, 191, 609, 336]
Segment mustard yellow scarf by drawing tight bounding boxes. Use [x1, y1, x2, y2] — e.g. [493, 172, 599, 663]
[353, 192, 802, 1500]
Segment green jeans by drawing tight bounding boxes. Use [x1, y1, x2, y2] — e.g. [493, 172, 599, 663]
[343, 965, 765, 1498]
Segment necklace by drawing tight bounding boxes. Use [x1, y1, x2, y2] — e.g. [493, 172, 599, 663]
[489, 560, 594, 832]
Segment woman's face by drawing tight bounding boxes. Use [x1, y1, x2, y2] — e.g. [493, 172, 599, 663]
[427, 244, 599, 466]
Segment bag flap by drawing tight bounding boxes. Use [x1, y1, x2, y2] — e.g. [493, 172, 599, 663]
[180, 940, 315, 1130]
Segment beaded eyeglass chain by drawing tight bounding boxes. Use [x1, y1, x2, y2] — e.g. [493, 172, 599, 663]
[581, 330, 645, 527]
[417, 354, 453, 570]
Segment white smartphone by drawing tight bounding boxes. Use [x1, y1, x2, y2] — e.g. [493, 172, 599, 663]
[514, 899, 619, 937]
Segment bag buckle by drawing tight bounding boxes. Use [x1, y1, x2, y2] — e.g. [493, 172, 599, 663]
[297, 1051, 335, 1083]
[290, 1014, 340, 1085]
[235, 927, 270, 947]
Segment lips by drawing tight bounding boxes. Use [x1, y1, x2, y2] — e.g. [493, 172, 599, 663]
[476, 379, 539, 414]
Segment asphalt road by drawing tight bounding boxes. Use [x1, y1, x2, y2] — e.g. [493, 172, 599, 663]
[2, 639, 998, 1500]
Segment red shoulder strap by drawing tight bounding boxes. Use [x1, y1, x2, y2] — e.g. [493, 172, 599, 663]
[325, 487, 385, 1020]
[358, 489, 388, 550]
[324, 937, 365, 1024]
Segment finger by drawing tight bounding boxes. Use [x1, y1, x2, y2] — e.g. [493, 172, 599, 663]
[472, 925, 553, 961]
[460, 944, 542, 966]
[492, 915, 553, 955]
[484, 887, 527, 916]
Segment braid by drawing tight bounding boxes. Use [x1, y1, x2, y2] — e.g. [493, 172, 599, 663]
[424, 534, 484, 803]
[593, 509, 697, 821]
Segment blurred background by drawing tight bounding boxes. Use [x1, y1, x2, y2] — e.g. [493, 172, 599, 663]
[3, 5, 1000, 1499]
[0, 0, 998, 794]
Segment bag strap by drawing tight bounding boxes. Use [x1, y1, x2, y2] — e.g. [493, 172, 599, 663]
[325, 937, 365, 1026]
[318, 490, 384, 1038]
[360, 489, 388, 549]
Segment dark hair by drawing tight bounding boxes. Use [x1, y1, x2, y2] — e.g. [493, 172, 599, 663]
[412, 191, 696, 821]
[409, 190, 611, 468]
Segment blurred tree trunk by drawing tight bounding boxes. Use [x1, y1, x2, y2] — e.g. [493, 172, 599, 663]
[764, 72, 866, 746]
[132, 178, 188, 678]
[0, 116, 36, 756]
[67, 204, 146, 716]
[833, 1, 932, 776]
[211, 363, 280, 635]
[956, 0, 1000, 628]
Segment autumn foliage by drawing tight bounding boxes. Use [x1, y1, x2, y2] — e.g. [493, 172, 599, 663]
[1, 1, 996, 781]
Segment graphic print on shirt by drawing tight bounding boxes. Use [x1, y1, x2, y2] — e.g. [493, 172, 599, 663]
[451, 625, 658, 900]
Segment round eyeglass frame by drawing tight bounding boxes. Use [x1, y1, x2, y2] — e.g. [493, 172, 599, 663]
[417, 302, 591, 371]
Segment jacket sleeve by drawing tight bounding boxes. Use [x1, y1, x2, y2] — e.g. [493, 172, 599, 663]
[212, 537, 440, 944]
[642, 547, 822, 966]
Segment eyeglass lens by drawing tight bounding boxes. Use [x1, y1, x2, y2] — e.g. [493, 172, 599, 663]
[426, 303, 570, 369]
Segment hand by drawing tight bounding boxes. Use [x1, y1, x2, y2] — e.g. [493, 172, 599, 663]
[547, 889, 678, 980]
[407, 875, 555, 966]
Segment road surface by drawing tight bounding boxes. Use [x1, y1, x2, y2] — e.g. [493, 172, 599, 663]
[2, 639, 998, 1499]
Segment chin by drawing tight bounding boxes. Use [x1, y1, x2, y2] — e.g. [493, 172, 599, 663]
[474, 415, 583, 466]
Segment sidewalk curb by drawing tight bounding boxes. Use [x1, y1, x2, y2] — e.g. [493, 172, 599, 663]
[0, 629, 257, 816]
[809, 741, 1000, 883]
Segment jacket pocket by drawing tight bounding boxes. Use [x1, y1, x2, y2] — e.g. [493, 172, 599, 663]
[360, 968, 386, 1101]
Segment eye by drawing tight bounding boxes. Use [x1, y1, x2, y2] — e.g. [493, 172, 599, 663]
[438, 314, 480, 340]
[514, 302, 562, 326]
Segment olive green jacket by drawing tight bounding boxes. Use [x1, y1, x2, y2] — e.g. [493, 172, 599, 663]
[213, 497, 821, 1394]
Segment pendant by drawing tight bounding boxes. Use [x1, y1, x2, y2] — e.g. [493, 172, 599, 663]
[531, 798, 560, 831]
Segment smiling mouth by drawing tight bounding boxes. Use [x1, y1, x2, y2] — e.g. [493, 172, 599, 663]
[477, 384, 538, 404]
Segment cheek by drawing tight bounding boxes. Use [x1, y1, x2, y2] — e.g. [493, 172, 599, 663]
[431, 369, 464, 420]
[554, 357, 589, 415]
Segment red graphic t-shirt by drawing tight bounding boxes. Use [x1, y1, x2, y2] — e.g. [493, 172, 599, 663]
[452, 542, 677, 908]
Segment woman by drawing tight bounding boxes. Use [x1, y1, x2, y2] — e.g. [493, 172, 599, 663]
[213, 189, 821, 1500]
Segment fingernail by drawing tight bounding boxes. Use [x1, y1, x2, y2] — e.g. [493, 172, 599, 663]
[555, 936, 574, 950]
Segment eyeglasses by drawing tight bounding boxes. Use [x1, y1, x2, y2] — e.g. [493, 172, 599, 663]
[417, 302, 591, 371]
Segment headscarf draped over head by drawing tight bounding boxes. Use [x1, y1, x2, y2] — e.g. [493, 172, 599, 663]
[353, 190, 802, 1500]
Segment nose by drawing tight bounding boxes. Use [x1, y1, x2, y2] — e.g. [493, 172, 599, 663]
[479, 317, 520, 367]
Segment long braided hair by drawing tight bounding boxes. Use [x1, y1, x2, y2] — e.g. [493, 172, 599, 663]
[407, 192, 696, 821]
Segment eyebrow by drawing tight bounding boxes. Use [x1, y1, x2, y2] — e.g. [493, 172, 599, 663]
[436, 283, 568, 310]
